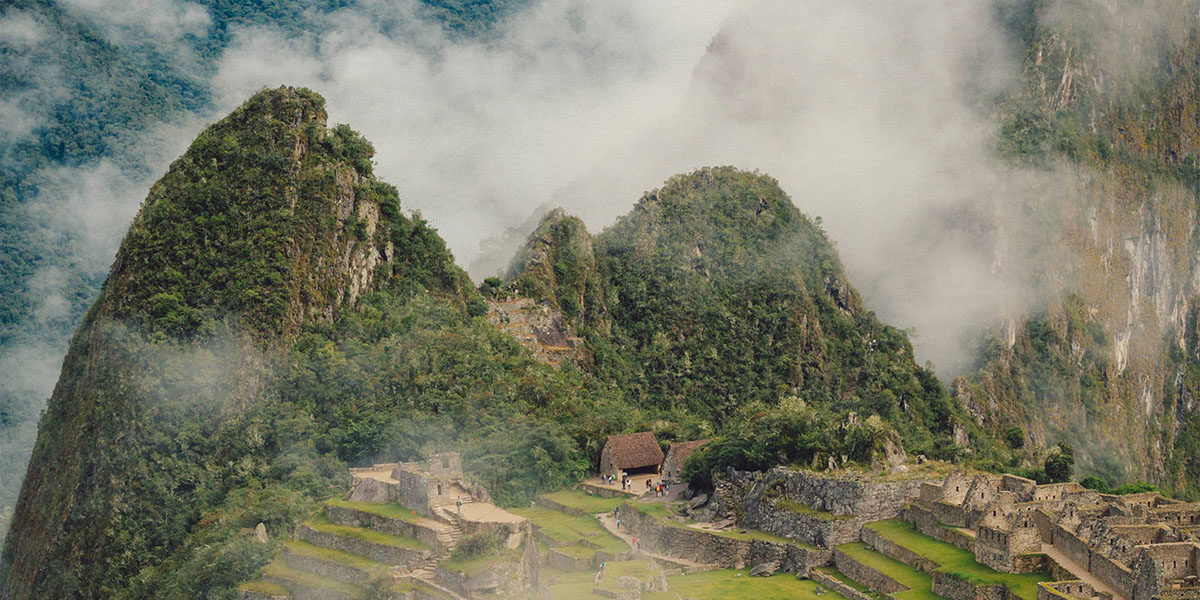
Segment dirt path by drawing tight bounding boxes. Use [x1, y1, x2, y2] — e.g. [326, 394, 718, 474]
[596, 513, 716, 571]
[1042, 543, 1126, 600]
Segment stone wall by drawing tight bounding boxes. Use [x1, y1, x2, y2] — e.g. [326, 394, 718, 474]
[1002, 475, 1037, 502]
[324, 504, 443, 551]
[932, 571, 1013, 600]
[742, 498, 863, 548]
[282, 547, 371, 586]
[1140, 543, 1198, 579]
[903, 505, 973, 551]
[833, 549, 906, 595]
[739, 468, 926, 522]
[931, 501, 969, 527]
[862, 527, 937, 574]
[616, 503, 831, 573]
[1090, 550, 1135, 599]
[811, 569, 875, 600]
[1011, 553, 1048, 574]
[391, 469, 433, 516]
[297, 524, 428, 569]
[1055, 526, 1093, 573]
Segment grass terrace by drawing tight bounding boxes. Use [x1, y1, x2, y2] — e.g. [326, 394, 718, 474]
[307, 513, 429, 551]
[238, 579, 290, 597]
[284, 540, 391, 579]
[325, 498, 425, 522]
[540, 489, 625, 514]
[262, 561, 369, 599]
[814, 567, 886, 600]
[865, 519, 1048, 600]
[837, 542, 941, 600]
[509, 505, 627, 554]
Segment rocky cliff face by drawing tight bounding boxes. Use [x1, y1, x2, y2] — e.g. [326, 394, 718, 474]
[955, 2, 1200, 491]
[0, 87, 408, 599]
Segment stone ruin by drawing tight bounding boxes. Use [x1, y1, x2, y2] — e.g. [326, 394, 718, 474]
[904, 470, 1200, 600]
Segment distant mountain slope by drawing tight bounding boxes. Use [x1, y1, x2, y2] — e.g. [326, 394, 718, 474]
[956, 0, 1200, 493]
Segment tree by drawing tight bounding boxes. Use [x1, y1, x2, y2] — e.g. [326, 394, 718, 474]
[1044, 442, 1075, 483]
[1005, 426, 1025, 449]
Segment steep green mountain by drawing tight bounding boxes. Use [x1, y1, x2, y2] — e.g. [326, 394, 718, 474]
[0, 0, 530, 522]
[503, 168, 963, 467]
[0, 86, 471, 599]
[954, 0, 1200, 494]
[1, 89, 964, 598]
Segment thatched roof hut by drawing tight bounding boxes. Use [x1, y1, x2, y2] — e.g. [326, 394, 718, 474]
[599, 432, 664, 475]
[660, 439, 709, 482]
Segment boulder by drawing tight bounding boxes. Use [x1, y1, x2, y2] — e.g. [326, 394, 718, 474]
[254, 522, 268, 543]
[749, 561, 779, 577]
[345, 477, 391, 503]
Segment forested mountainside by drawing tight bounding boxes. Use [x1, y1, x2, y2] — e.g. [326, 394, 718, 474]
[0, 0, 527, 531]
[951, 1, 1200, 495]
[0, 88, 958, 599]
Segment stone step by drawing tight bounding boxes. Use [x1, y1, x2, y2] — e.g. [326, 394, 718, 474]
[281, 541, 390, 587]
[261, 561, 369, 600]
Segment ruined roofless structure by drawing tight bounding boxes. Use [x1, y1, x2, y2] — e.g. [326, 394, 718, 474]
[660, 439, 709, 483]
[346, 452, 493, 517]
[599, 431, 664, 476]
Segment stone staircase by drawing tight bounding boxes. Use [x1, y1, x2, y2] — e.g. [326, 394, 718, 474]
[400, 504, 469, 598]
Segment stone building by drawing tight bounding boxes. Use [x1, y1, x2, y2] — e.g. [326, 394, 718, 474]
[660, 439, 709, 483]
[346, 452, 492, 517]
[599, 432, 664, 477]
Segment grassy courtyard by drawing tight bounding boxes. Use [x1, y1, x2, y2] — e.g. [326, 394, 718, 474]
[509, 505, 627, 554]
[864, 519, 1048, 600]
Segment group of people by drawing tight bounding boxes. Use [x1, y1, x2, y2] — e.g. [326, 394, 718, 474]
[601, 473, 671, 497]
[645, 478, 669, 497]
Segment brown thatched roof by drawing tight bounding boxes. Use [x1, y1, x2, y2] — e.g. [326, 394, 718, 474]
[666, 439, 710, 466]
[604, 432, 663, 469]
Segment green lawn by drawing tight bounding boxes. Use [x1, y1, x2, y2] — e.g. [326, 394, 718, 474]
[262, 560, 370, 599]
[510, 505, 627, 554]
[864, 519, 1048, 600]
[540, 489, 626, 514]
[325, 499, 425, 522]
[634, 503, 813, 547]
[837, 542, 941, 600]
[644, 568, 848, 600]
[307, 513, 429, 551]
